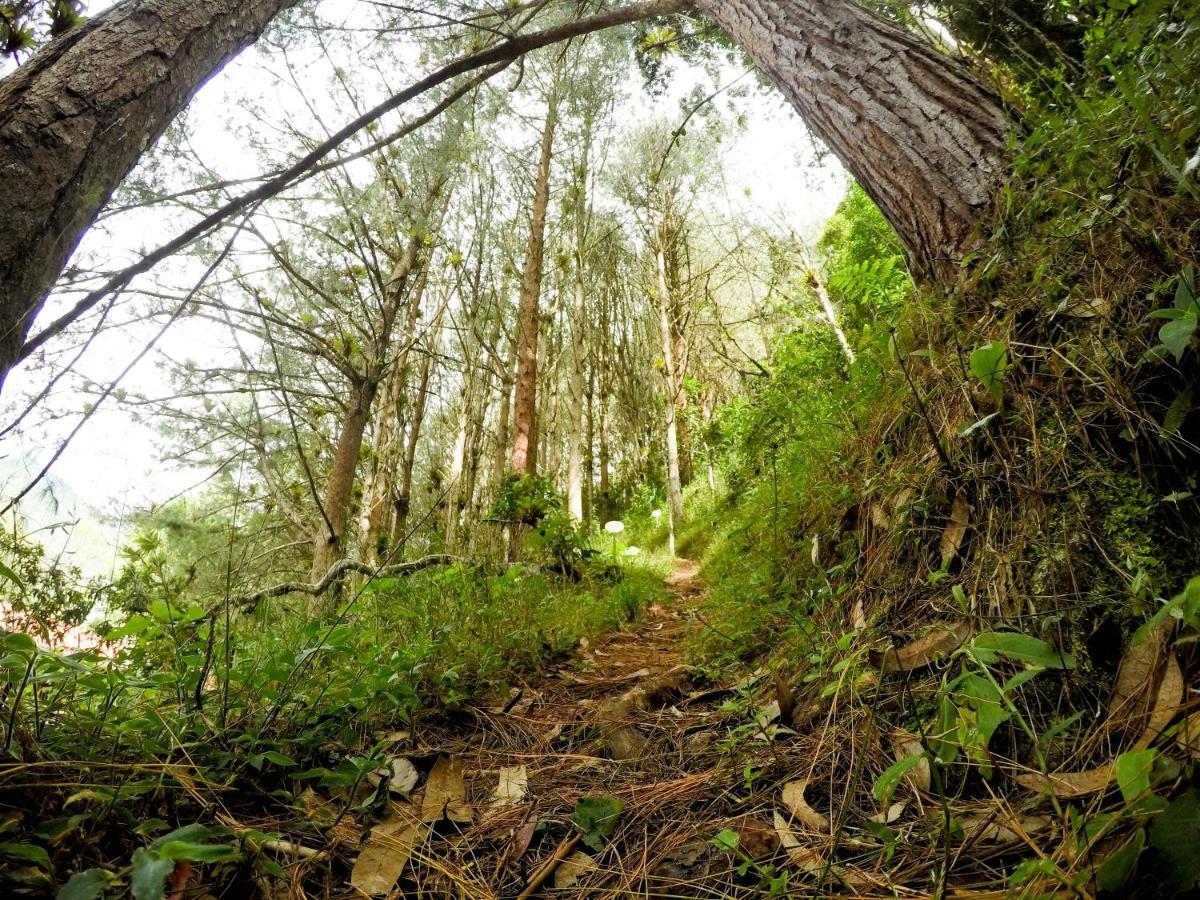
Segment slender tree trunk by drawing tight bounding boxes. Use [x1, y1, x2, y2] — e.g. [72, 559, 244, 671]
[444, 367, 478, 552]
[509, 96, 558, 478]
[493, 372, 514, 490]
[310, 379, 376, 584]
[0, 0, 297, 386]
[694, 0, 1011, 284]
[584, 364, 595, 528]
[656, 244, 685, 525]
[808, 271, 856, 365]
[392, 335, 436, 549]
[360, 271, 429, 561]
[308, 200, 435, 583]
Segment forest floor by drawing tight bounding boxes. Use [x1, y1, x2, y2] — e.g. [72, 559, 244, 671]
[324, 559, 863, 898]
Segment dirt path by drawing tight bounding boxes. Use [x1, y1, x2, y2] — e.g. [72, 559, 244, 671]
[337, 558, 803, 898]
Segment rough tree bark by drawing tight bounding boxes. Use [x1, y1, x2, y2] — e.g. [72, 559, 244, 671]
[694, 0, 1011, 284]
[0, 0, 298, 385]
[508, 94, 558, 478]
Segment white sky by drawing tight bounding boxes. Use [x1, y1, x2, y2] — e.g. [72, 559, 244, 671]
[0, 0, 847, 543]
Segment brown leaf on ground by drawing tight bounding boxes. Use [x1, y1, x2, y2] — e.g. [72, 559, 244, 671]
[772, 812, 826, 874]
[939, 491, 971, 563]
[421, 755, 472, 823]
[1177, 711, 1200, 758]
[890, 732, 931, 792]
[877, 621, 972, 672]
[1014, 762, 1115, 798]
[491, 765, 529, 807]
[737, 816, 781, 858]
[350, 815, 428, 895]
[1135, 653, 1183, 749]
[868, 801, 907, 825]
[1108, 622, 1169, 723]
[780, 780, 831, 834]
[367, 757, 419, 797]
[958, 811, 1053, 844]
[553, 851, 596, 889]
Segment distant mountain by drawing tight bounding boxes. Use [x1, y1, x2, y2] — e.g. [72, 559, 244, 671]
[0, 456, 119, 578]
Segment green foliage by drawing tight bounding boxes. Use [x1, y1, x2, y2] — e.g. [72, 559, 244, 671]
[1149, 789, 1200, 890]
[0, 532, 97, 641]
[0, 533, 662, 896]
[968, 341, 1011, 405]
[571, 796, 624, 851]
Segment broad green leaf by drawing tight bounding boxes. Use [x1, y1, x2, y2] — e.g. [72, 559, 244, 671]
[571, 796, 624, 852]
[1, 632, 37, 654]
[1095, 829, 1144, 893]
[970, 632, 1074, 669]
[57, 869, 111, 900]
[969, 341, 1010, 404]
[1116, 749, 1156, 804]
[873, 755, 924, 805]
[1160, 312, 1197, 361]
[710, 828, 740, 853]
[129, 849, 174, 900]
[1149, 790, 1200, 890]
[0, 841, 52, 869]
[0, 561, 25, 591]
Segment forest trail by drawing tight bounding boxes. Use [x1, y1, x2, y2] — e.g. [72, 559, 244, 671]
[340, 558, 817, 898]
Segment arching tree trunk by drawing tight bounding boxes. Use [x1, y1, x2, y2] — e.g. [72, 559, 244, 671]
[694, 0, 1011, 285]
[0, 0, 297, 386]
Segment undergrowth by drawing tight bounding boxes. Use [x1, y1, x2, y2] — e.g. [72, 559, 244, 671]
[0, 523, 661, 894]
[679, 1, 1200, 894]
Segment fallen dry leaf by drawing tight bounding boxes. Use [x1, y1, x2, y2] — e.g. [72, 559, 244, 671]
[1108, 622, 1169, 722]
[781, 780, 831, 833]
[891, 732, 931, 792]
[1176, 711, 1200, 758]
[773, 811, 826, 874]
[367, 757, 419, 797]
[958, 811, 1052, 844]
[553, 851, 596, 889]
[878, 621, 971, 672]
[350, 816, 427, 896]
[492, 765, 529, 807]
[870, 503, 891, 529]
[1134, 653, 1183, 749]
[869, 801, 907, 825]
[421, 756, 472, 824]
[1014, 762, 1115, 798]
[939, 491, 971, 563]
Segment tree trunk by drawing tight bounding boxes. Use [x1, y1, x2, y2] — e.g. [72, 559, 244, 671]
[656, 245, 685, 526]
[694, 0, 1011, 285]
[392, 335, 435, 549]
[0, 0, 297, 386]
[508, 96, 558, 478]
[567, 277, 587, 522]
[808, 271, 856, 364]
[360, 272, 429, 561]
[310, 379, 375, 584]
